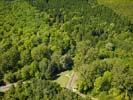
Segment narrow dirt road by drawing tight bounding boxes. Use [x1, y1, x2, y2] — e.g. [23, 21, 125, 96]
[66, 72, 77, 89]
[0, 72, 98, 100]
[66, 72, 86, 98]
[66, 71, 98, 100]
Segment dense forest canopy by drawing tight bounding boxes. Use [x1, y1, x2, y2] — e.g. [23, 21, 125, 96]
[0, 0, 133, 100]
[98, 0, 133, 23]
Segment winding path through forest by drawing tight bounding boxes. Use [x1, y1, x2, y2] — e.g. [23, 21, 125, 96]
[0, 72, 98, 100]
[0, 83, 16, 92]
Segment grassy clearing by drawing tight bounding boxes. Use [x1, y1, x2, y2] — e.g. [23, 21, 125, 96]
[54, 70, 73, 87]
[98, 0, 133, 22]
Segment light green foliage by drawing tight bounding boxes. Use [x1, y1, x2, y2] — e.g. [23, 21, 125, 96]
[4, 72, 15, 83]
[21, 65, 31, 81]
[98, 0, 133, 22]
[0, 0, 133, 99]
[31, 44, 47, 61]
[94, 71, 112, 93]
[20, 50, 32, 65]
[0, 47, 19, 73]
[38, 58, 49, 79]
